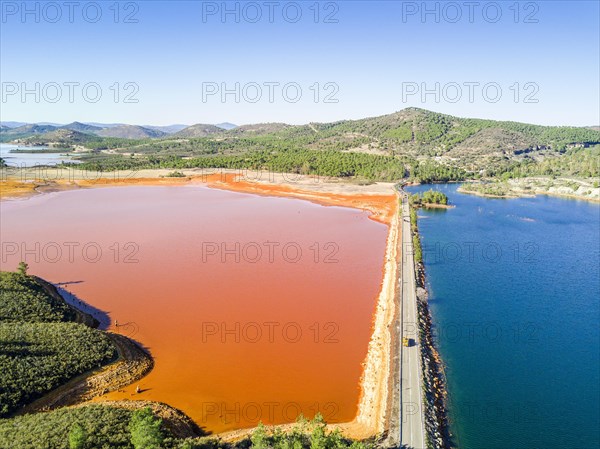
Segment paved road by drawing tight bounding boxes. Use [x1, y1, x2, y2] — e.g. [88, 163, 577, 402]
[399, 194, 426, 449]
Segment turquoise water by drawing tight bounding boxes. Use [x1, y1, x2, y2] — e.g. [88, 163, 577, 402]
[407, 184, 600, 449]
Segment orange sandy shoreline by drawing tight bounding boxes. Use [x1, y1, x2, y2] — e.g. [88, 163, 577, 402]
[203, 173, 396, 224]
[0, 171, 400, 440]
[0, 172, 397, 224]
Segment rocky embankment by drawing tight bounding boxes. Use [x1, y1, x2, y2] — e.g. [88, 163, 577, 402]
[412, 219, 452, 449]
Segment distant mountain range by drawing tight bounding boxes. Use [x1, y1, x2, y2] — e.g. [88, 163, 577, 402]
[1, 121, 63, 128]
[144, 124, 189, 134]
[0, 121, 238, 138]
[215, 122, 238, 130]
[94, 125, 168, 139]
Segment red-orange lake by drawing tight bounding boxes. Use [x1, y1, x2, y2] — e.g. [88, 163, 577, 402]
[0, 186, 388, 433]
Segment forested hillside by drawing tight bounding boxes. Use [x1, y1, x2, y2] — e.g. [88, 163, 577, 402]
[0, 406, 139, 449]
[0, 271, 117, 416]
[2, 108, 598, 182]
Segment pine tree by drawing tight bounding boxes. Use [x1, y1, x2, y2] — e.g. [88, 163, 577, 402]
[129, 408, 164, 449]
[309, 414, 327, 449]
[17, 261, 29, 276]
[68, 423, 86, 449]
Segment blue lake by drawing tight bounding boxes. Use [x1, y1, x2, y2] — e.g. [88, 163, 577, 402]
[0, 143, 77, 167]
[407, 184, 600, 449]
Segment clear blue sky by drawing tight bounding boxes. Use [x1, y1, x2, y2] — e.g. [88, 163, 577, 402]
[1, 1, 599, 126]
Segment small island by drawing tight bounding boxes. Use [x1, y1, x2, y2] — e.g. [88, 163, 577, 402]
[409, 189, 453, 209]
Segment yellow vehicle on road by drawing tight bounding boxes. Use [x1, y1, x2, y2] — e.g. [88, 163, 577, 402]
[403, 337, 410, 347]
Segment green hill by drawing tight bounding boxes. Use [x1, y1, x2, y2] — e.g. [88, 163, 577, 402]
[17, 129, 97, 146]
[2, 124, 58, 135]
[0, 271, 117, 417]
[0, 124, 59, 142]
[172, 123, 224, 138]
[60, 122, 103, 133]
[264, 108, 599, 159]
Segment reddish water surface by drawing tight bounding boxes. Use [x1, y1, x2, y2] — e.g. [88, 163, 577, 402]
[0, 186, 388, 433]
